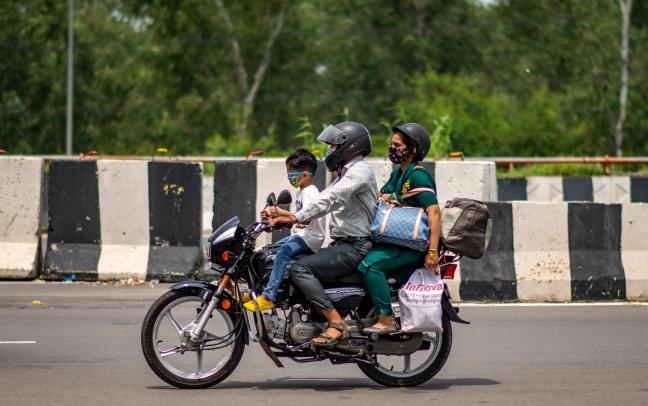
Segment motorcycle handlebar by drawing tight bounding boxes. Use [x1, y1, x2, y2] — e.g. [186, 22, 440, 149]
[249, 219, 292, 237]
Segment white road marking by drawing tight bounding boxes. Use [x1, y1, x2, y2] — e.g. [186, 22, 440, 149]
[0, 341, 36, 344]
[458, 302, 648, 307]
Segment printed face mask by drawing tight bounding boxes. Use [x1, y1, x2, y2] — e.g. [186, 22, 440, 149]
[287, 171, 313, 189]
[388, 146, 410, 164]
[288, 174, 302, 188]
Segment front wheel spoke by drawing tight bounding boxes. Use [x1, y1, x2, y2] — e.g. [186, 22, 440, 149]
[159, 346, 181, 358]
[165, 311, 183, 335]
[196, 349, 203, 375]
[403, 355, 411, 372]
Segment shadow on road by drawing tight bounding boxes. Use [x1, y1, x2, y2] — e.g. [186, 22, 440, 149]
[148, 377, 499, 391]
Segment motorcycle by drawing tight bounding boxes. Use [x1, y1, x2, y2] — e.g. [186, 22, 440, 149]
[141, 190, 468, 389]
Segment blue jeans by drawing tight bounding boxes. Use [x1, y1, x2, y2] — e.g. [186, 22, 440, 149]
[262, 235, 313, 301]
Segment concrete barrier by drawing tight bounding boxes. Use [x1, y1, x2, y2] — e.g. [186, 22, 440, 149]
[147, 161, 202, 281]
[44, 160, 201, 281]
[497, 178, 527, 201]
[621, 204, 648, 300]
[513, 202, 571, 301]
[568, 203, 625, 299]
[0, 157, 44, 278]
[202, 175, 214, 237]
[526, 176, 563, 202]
[365, 159, 393, 189]
[448, 202, 648, 302]
[435, 161, 497, 203]
[213, 160, 257, 234]
[498, 176, 648, 203]
[592, 176, 631, 204]
[630, 177, 648, 202]
[459, 203, 517, 301]
[43, 160, 101, 280]
[562, 177, 593, 201]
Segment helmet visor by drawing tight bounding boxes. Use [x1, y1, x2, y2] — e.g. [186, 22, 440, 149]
[317, 125, 347, 145]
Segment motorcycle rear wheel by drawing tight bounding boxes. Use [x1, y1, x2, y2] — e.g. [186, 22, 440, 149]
[141, 290, 245, 389]
[358, 315, 452, 387]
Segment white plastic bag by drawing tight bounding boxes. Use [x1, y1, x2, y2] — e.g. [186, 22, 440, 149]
[398, 268, 444, 333]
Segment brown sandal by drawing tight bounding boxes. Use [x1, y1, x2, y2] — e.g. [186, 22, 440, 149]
[312, 323, 349, 347]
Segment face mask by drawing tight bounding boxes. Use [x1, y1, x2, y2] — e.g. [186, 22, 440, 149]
[388, 146, 410, 164]
[290, 180, 301, 188]
[326, 146, 335, 157]
[287, 174, 302, 188]
[287, 171, 313, 189]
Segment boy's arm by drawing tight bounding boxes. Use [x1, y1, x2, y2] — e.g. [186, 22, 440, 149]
[267, 206, 312, 225]
[268, 206, 291, 217]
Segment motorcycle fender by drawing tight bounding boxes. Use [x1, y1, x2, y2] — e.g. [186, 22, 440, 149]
[170, 280, 218, 301]
[442, 292, 470, 324]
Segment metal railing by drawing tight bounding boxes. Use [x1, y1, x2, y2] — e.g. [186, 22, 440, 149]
[4, 152, 648, 174]
[459, 156, 648, 174]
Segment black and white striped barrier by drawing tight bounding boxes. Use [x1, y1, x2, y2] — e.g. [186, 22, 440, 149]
[0, 157, 44, 278]
[43, 160, 202, 282]
[444, 202, 648, 302]
[498, 176, 648, 203]
[204, 158, 498, 236]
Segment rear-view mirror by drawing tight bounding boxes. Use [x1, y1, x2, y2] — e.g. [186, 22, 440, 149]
[276, 190, 292, 205]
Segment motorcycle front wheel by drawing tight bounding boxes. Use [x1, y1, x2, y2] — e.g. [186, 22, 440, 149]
[358, 314, 452, 387]
[141, 290, 245, 389]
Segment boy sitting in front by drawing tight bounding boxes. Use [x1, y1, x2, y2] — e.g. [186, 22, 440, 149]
[244, 148, 325, 312]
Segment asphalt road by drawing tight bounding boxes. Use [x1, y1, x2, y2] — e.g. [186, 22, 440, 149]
[1, 283, 647, 406]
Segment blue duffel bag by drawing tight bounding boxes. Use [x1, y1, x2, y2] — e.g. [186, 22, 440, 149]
[370, 188, 435, 252]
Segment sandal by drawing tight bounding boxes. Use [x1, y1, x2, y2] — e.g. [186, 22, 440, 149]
[312, 323, 349, 347]
[362, 321, 398, 335]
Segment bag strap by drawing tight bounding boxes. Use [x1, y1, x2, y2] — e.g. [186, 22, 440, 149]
[379, 204, 395, 234]
[392, 165, 435, 202]
[400, 187, 436, 199]
[412, 208, 425, 240]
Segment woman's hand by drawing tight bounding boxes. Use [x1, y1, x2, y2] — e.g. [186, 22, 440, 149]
[380, 193, 391, 203]
[425, 205, 441, 271]
[425, 251, 440, 271]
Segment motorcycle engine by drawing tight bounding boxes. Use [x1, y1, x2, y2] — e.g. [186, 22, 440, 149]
[262, 314, 288, 340]
[263, 311, 321, 344]
[288, 321, 320, 344]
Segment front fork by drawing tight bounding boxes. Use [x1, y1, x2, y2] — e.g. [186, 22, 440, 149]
[183, 275, 232, 346]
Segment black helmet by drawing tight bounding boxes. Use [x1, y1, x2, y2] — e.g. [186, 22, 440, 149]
[318, 121, 372, 171]
[392, 122, 430, 161]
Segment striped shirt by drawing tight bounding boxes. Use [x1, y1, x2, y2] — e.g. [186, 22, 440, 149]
[296, 156, 378, 238]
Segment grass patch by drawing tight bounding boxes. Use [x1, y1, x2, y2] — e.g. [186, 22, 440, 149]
[202, 162, 215, 176]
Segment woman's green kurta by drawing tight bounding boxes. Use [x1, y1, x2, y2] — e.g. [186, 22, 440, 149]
[358, 163, 438, 315]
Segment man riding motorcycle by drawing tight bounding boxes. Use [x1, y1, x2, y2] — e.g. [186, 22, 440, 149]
[142, 120, 470, 389]
[269, 121, 378, 345]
